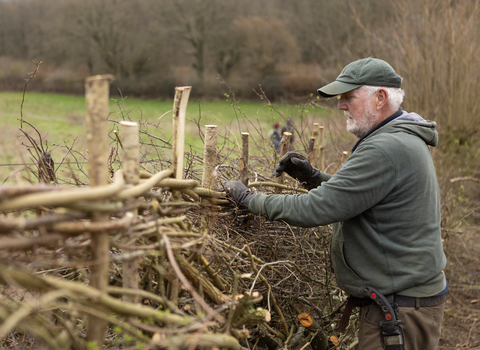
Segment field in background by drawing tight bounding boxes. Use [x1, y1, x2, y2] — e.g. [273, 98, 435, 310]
[0, 92, 336, 184]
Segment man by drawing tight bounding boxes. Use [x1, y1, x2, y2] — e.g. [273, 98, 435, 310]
[269, 121, 282, 154]
[224, 58, 447, 350]
[281, 117, 295, 148]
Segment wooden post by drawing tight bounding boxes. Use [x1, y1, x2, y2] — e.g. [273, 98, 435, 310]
[311, 123, 320, 168]
[85, 74, 114, 347]
[170, 86, 190, 300]
[239, 132, 249, 186]
[172, 86, 192, 180]
[120, 121, 140, 303]
[276, 132, 292, 193]
[317, 126, 325, 171]
[120, 121, 140, 185]
[202, 125, 218, 189]
[307, 137, 316, 164]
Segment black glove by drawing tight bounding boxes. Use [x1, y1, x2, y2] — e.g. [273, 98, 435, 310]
[273, 152, 322, 190]
[223, 180, 256, 208]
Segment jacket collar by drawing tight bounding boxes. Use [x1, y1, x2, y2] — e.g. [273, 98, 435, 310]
[351, 107, 403, 153]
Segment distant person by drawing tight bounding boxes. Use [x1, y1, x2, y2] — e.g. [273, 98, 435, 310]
[225, 57, 447, 350]
[269, 122, 281, 154]
[281, 117, 294, 150]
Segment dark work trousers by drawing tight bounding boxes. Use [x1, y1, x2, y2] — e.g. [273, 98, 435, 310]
[358, 302, 445, 350]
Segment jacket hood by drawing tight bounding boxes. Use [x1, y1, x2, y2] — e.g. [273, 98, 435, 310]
[383, 110, 439, 147]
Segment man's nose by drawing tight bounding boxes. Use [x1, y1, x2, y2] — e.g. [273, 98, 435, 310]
[337, 97, 347, 110]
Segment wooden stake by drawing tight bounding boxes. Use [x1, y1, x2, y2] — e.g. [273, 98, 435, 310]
[120, 121, 140, 304]
[84, 74, 114, 347]
[276, 132, 292, 193]
[318, 126, 325, 171]
[239, 132, 249, 186]
[311, 123, 320, 168]
[172, 86, 192, 180]
[120, 121, 140, 185]
[307, 137, 316, 164]
[202, 125, 218, 189]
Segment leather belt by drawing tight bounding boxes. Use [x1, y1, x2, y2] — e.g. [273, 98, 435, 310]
[355, 292, 447, 308]
[386, 293, 447, 308]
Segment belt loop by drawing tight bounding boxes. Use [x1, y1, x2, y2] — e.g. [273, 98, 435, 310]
[415, 297, 420, 309]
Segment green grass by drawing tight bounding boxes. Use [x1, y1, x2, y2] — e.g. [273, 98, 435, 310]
[0, 91, 331, 183]
[0, 92, 319, 145]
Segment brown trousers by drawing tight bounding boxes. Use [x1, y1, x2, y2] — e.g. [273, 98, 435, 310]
[358, 302, 445, 350]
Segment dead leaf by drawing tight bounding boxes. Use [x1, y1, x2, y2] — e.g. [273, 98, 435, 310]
[330, 335, 340, 345]
[297, 312, 313, 327]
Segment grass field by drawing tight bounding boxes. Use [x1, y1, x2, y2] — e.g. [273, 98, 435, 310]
[0, 91, 333, 184]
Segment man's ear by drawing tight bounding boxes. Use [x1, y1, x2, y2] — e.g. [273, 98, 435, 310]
[376, 88, 388, 110]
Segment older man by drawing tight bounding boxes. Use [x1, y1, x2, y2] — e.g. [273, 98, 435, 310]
[224, 58, 447, 349]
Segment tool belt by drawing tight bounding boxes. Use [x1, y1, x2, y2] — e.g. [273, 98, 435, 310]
[338, 290, 447, 335]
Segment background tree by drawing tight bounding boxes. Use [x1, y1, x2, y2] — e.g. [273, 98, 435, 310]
[233, 16, 300, 79]
[154, 0, 237, 92]
[58, 0, 156, 78]
[348, 0, 480, 137]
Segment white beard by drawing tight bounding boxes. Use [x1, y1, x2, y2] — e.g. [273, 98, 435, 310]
[345, 103, 378, 139]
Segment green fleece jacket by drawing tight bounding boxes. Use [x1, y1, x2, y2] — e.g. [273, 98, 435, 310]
[249, 111, 447, 298]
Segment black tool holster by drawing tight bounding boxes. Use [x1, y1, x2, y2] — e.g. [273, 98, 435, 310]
[364, 287, 405, 350]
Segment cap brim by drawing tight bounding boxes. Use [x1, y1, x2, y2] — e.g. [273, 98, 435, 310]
[317, 81, 362, 98]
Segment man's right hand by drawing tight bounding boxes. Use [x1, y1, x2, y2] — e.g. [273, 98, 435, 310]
[273, 152, 325, 190]
[223, 180, 256, 208]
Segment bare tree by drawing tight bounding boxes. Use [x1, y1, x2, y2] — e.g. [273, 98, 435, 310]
[0, 0, 33, 59]
[56, 0, 163, 79]
[348, 0, 480, 134]
[232, 16, 301, 79]
[154, 0, 237, 87]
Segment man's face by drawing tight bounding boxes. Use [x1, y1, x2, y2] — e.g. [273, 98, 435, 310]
[338, 87, 378, 139]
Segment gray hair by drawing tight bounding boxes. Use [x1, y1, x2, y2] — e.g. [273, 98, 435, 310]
[362, 85, 405, 110]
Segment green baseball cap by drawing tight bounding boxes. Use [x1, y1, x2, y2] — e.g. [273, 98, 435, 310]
[317, 57, 402, 98]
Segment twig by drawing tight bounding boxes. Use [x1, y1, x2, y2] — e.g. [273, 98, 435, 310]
[163, 234, 225, 323]
[297, 330, 320, 350]
[244, 245, 288, 338]
[248, 181, 308, 193]
[283, 325, 295, 350]
[20, 59, 43, 128]
[450, 176, 480, 183]
[249, 260, 294, 293]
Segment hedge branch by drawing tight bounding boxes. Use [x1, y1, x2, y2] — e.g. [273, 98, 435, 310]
[0, 264, 195, 326]
[0, 211, 87, 233]
[0, 170, 125, 212]
[50, 212, 135, 234]
[164, 235, 227, 322]
[0, 289, 71, 338]
[174, 249, 230, 306]
[117, 169, 173, 198]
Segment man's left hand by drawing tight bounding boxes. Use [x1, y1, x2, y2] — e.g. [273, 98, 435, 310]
[223, 180, 256, 208]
